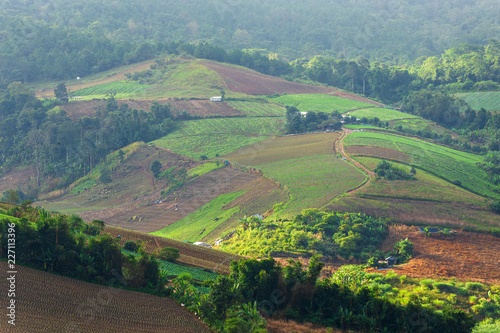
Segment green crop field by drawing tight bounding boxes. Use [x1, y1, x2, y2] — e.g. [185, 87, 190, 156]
[256, 154, 366, 213]
[344, 131, 500, 199]
[456, 91, 500, 111]
[389, 118, 456, 136]
[225, 132, 366, 214]
[187, 162, 223, 178]
[152, 117, 285, 159]
[151, 191, 245, 242]
[271, 94, 374, 113]
[227, 101, 285, 116]
[348, 108, 418, 121]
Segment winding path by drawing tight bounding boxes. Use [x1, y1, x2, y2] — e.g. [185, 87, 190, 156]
[336, 127, 376, 194]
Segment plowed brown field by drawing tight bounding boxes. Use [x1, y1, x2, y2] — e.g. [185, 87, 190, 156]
[201, 61, 333, 95]
[104, 226, 241, 274]
[0, 261, 212, 333]
[380, 225, 500, 284]
[346, 145, 409, 163]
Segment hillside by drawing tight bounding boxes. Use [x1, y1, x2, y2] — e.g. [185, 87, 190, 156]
[0, 260, 212, 333]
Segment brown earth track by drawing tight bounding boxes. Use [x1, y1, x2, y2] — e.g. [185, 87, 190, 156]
[201, 61, 334, 95]
[0, 261, 212, 333]
[337, 128, 374, 194]
[378, 225, 500, 284]
[103, 226, 241, 274]
[59, 98, 244, 120]
[345, 145, 410, 163]
[80, 166, 258, 233]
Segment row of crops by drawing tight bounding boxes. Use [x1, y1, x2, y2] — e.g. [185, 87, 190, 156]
[456, 91, 500, 111]
[227, 100, 285, 116]
[271, 93, 374, 113]
[344, 131, 500, 199]
[153, 117, 285, 159]
[173, 117, 285, 136]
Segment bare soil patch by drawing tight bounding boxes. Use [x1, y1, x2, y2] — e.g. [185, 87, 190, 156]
[379, 225, 500, 284]
[346, 145, 409, 163]
[201, 61, 334, 95]
[0, 261, 211, 333]
[169, 99, 244, 117]
[81, 166, 258, 233]
[0, 167, 35, 194]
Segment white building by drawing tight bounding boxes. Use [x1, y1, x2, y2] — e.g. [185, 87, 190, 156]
[210, 96, 222, 102]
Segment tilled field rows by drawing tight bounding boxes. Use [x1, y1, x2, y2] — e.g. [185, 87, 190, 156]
[0, 261, 212, 333]
[104, 226, 241, 274]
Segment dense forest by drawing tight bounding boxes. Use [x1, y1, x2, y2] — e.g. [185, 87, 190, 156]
[1, 0, 498, 62]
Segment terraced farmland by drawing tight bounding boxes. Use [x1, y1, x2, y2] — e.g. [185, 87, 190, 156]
[225, 132, 367, 214]
[272, 94, 375, 113]
[153, 117, 285, 159]
[456, 91, 500, 111]
[344, 131, 500, 199]
[0, 261, 212, 333]
[348, 108, 419, 121]
[227, 100, 285, 116]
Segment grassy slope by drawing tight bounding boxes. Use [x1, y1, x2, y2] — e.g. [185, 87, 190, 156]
[151, 191, 245, 242]
[271, 94, 374, 113]
[344, 131, 500, 199]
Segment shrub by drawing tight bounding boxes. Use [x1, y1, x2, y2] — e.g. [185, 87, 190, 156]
[156, 247, 180, 262]
[124, 240, 138, 252]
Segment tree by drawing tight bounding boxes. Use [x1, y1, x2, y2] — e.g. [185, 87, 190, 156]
[150, 160, 162, 178]
[2, 189, 19, 204]
[54, 83, 68, 101]
[99, 166, 112, 183]
[155, 247, 180, 262]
